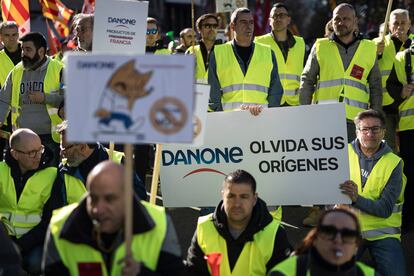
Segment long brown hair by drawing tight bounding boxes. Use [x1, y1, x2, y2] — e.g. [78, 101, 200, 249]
[294, 206, 361, 255]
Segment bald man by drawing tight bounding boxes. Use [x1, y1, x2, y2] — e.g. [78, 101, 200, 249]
[43, 161, 185, 275]
[0, 128, 60, 274]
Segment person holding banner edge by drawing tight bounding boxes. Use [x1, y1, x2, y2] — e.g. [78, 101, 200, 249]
[339, 109, 406, 276]
[42, 161, 185, 275]
[186, 169, 292, 276]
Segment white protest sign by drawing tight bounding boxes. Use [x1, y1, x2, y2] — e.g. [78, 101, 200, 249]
[92, 0, 148, 53]
[65, 53, 194, 144]
[188, 84, 209, 147]
[160, 104, 351, 207]
[216, 0, 247, 13]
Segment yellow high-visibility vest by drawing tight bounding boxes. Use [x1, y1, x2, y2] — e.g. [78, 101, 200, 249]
[63, 148, 123, 204]
[348, 144, 406, 241]
[197, 213, 280, 275]
[255, 34, 305, 106]
[11, 59, 63, 143]
[0, 50, 14, 87]
[315, 38, 377, 120]
[393, 51, 414, 131]
[373, 34, 414, 106]
[0, 163, 56, 237]
[269, 255, 375, 275]
[187, 45, 208, 82]
[50, 201, 167, 276]
[214, 42, 273, 111]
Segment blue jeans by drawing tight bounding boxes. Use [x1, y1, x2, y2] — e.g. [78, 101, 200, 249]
[357, 237, 406, 276]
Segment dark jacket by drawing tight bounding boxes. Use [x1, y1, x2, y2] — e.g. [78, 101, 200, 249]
[4, 147, 61, 254]
[0, 224, 26, 275]
[53, 143, 147, 207]
[186, 198, 292, 275]
[269, 247, 377, 276]
[42, 197, 185, 275]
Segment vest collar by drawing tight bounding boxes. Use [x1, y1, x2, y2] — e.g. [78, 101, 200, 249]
[212, 197, 273, 243]
[59, 197, 156, 249]
[271, 29, 296, 48]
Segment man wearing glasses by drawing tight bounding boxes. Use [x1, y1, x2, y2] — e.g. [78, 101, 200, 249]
[255, 3, 306, 107]
[340, 109, 406, 276]
[0, 128, 60, 274]
[146, 17, 170, 55]
[186, 13, 220, 83]
[208, 8, 282, 113]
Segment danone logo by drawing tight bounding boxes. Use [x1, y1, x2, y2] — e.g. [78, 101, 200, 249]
[162, 147, 244, 177]
[107, 17, 136, 26]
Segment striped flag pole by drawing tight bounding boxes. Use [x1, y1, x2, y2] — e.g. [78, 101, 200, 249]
[1, 0, 31, 36]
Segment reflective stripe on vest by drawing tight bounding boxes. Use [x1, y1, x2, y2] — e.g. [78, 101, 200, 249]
[215, 42, 272, 111]
[393, 51, 414, 131]
[348, 144, 406, 241]
[315, 38, 376, 120]
[50, 201, 167, 276]
[255, 34, 305, 106]
[11, 59, 63, 142]
[0, 163, 56, 237]
[197, 213, 279, 276]
[269, 255, 375, 275]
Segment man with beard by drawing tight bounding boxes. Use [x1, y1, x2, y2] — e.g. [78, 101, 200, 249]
[0, 32, 63, 166]
[73, 14, 93, 52]
[186, 169, 292, 275]
[255, 3, 305, 107]
[299, 3, 382, 142]
[0, 21, 21, 160]
[175, 28, 196, 54]
[186, 13, 220, 83]
[208, 8, 282, 113]
[52, 120, 147, 205]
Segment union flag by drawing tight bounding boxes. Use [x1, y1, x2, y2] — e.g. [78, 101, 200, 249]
[1, 0, 31, 35]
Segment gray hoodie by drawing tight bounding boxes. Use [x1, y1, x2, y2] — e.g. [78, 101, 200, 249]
[0, 57, 63, 135]
[351, 139, 403, 218]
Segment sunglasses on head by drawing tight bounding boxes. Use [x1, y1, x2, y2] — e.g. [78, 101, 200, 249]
[146, 28, 158, 35]
[318, 225, 359, 243]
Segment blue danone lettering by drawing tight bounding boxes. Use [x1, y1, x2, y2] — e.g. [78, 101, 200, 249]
[162, 147, 243, 166]
[108, 17, 136, 25]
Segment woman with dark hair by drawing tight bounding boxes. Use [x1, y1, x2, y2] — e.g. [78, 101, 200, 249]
[269, 207, 376, 275]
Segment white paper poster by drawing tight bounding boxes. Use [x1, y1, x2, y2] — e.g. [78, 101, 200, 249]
[215, 0, 247, 13]
[65, 53, 195, 144]
[160, 104, 351, 207]
[92, 0, 148, 54]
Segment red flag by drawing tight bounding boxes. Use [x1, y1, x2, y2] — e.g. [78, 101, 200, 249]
[46, 19, 60, 55]
[254, 0, 264, 36]
[254, 0, 271, 36]
[82, 0, 95, 14]
[39, 0, 73, 25]
[1, 0, 31, 35]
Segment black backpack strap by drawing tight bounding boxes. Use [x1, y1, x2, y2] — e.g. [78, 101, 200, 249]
[405, 49, 412, 84]
[296, 254, 309, 276]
